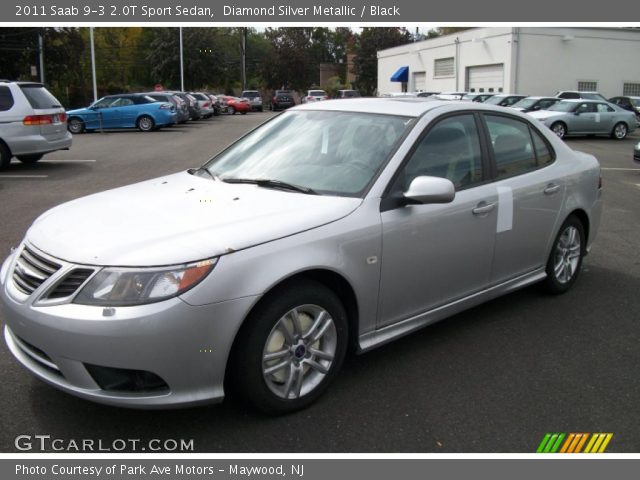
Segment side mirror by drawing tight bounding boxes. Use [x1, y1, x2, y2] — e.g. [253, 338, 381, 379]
[533, 106, 540, 111]
[404, 176, 455, 205]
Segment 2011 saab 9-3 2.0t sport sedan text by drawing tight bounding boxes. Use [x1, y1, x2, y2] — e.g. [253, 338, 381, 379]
[1, 98, 602, 413]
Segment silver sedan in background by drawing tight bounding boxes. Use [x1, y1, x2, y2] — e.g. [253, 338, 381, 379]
[529, 99, 637, 139]
[1, 99, 602, 413]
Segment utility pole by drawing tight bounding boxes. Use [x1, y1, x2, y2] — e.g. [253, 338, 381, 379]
[89, 27, 97, 102]
[38, 32, 45, 84]
[241, 27, 247, 92]
[179, 27, 185, 91]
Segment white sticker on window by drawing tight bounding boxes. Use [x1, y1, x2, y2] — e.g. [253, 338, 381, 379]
[595, 113, 600, 123]
[497, 186, 513, 233]
[321, 127, 328, 154]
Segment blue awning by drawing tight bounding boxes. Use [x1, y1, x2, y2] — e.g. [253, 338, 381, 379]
[390, 66, 409, 83]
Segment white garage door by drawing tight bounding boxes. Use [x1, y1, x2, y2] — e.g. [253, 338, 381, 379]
[413, 72, 426, 92]
[466, 64, 504, 93]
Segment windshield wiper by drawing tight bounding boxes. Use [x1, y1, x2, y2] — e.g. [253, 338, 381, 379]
[222, 177, 318, 195]
[188, 167, 220, 181]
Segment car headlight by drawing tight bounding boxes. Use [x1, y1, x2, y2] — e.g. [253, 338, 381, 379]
[74, 259, 217, 306]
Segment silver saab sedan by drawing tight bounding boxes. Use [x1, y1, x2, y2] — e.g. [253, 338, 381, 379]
[0, 99, 603, 414]
[528, 99, 637, 139]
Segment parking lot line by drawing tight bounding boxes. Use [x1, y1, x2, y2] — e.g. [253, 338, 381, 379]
[40, 159, 96, 163]
[601, 168, 640, 171]
[0, 175, 49, 178]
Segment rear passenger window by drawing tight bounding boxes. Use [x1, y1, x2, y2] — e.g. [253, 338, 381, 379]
[531, 128, 554, 166]
[403, 114, 483, 190]
[0, 86, 13, 111]
[485, 115, 537, 179]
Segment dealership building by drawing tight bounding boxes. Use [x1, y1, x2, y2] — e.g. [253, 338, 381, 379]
[377, 27, 640, 98]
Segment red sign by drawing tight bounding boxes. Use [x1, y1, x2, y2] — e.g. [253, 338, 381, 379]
[154, 84, 164, 91]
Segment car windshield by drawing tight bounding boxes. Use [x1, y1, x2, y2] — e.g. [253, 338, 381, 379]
[310, 91, 326, 96]
[512, 98, 538, 108]
[581, 93, 606, 101]
[243, 92, 259, 98]
[548, 101, 579, 112]
[483, 96, 507, 105]
[204, 110, 414, 197]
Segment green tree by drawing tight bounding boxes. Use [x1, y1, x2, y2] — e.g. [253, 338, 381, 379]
[353, 27, 412, 95]
[0, 28, 40, 80]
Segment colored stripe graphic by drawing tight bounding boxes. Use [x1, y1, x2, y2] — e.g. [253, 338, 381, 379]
[537, 433, 613, 453]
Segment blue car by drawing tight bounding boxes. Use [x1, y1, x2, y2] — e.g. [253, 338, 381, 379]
[66, 94, 177, 134]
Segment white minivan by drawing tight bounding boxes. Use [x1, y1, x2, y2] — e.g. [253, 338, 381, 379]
[0, 80, 72, 169]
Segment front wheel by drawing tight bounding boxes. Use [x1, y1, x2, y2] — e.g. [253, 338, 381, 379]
[136, 115, 155, 132]
[543, 216, 585, 294]
[611, 122, 627, 140]
[17, 154, 43, 164]
[67, 117, 85, 134]
[551, 122, 567, 139]
[229, 280, 348, 414]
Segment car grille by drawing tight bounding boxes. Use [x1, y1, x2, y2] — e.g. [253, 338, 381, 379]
[46, 268, 94, 299]
[12, 247, 61, 295]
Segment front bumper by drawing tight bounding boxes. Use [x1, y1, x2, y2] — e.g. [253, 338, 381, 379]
[0, 250, 257, 408]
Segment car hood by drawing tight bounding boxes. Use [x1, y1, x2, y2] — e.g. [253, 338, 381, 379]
[528, 110, 566, 121]
[66, 107, 93, 115]
[26, 171, 362, 266]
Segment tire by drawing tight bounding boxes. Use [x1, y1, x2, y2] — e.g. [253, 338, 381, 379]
[259, 106, 263, 112]
[543, 215, 585, 294]
[229, 106, 236, 115]
[241, 111, 247, 115]
[67, 117, 85, 134]
[136, 115, 155, 132]
[0, 142, 11, 170]
[551, 122, 567, 139]
[17, 154, 43, 164]
[611, 122, 628, 140]
[229, 279, 349, 414]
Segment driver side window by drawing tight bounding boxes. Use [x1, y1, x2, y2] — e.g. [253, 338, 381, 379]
[401, 114, 483, 191]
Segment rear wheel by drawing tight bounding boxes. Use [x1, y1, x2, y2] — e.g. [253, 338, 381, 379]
[67, 117, 85, 134]
[17, 154, 43, 164]
[241, 111, 247, 115]
[229, 280, 348, 414]
[137, 115, 155, 132]
[228, 106, 236, 115]
[551, 122, 567, 139]
[611, 122, 627, 140]
[0, 142, 11, 169]
[543, 216, 585, 294]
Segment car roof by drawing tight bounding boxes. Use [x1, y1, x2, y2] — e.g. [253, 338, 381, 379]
[293, 97, 511, 117]
[559, 99, 605, 103]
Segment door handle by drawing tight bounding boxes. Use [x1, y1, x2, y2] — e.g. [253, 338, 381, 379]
[544, 183, 561, 195]
[472, 202, 496, 215]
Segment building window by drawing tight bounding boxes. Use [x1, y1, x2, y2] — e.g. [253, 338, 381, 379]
[577, 81, 598, 91]
[623, 83, 640, 96]
[434, 57, 455, 78]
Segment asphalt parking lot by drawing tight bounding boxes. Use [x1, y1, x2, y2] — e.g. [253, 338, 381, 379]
[0, 113, 639, 453]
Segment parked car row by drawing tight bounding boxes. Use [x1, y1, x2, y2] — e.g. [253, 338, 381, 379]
[65, 90, 226, 134]
[397, 90, 639, 140]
